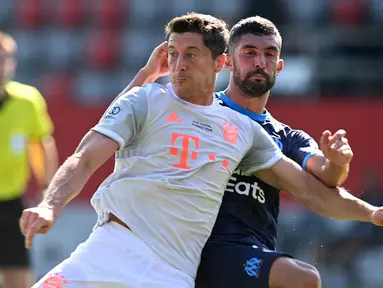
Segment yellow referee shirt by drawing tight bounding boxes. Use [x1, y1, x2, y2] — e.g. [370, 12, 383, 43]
[0, 81, 53, 201]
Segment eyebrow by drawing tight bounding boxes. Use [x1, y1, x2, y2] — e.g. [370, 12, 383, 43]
[241, 44, 279, 52]
[168, 45, 201, 52]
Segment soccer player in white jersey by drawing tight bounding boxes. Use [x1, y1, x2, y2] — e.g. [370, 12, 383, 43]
[19, 13, 281, 288]
[20, 13, 383, 288]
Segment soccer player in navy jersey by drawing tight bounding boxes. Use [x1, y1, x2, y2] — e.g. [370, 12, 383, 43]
[119, 16, 383, 288]
[196, 17, 353, 288]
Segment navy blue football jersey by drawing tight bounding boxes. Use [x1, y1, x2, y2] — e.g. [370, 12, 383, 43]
[209, 92, 320, 250]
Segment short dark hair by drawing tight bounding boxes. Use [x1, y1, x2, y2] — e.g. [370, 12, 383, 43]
[165, 12, 229, 59]
[228, 16, 282, 53]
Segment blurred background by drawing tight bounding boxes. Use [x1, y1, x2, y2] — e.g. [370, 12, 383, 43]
[1, 0, 383, 287]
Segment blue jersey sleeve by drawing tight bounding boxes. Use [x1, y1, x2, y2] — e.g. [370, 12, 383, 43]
[284, 129, 320, 170]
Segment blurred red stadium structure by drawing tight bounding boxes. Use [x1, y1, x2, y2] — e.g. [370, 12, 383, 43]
[27, 94, 383, 202]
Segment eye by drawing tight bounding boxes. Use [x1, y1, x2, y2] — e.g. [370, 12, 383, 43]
[168, 51, 177, 57]
[265, 51, 276, 57]
[187, 52, 197, 59]
[245, 50, 256, 56]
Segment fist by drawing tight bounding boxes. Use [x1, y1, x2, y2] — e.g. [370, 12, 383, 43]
[19, 206, 57, 249]
[320, 129, 353, 167]
[371, 207, 383, 226]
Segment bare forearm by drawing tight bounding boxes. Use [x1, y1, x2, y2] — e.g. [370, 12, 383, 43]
[260, 157, 376, 223]
[118, 68, 155, 97]
[320, 186, 376, 222]
[285, 172, 376, 222]
[40, 154, 93, 211]
[320, 160, 349, 187]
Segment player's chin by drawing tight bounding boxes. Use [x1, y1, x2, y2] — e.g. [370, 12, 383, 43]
[174, 83, 192, 96]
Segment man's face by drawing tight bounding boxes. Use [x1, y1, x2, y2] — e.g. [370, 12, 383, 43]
[167, 32, 223, 100]
[228, 34, 283, 97]
[0, 51, 15, 88]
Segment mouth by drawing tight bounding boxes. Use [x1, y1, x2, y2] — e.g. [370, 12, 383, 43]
[175, 78, 188, 81]
[174, 78, 189, 85]
[249, 74, 266, 80]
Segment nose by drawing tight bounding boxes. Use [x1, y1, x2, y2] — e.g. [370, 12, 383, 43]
[175, 55, 187, 72]
[253, 53, 266, 69]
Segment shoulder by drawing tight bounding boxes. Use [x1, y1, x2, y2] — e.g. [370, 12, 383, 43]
[142, 82, 168, 96]
[5, 81, 47, 115]
[264, 112, 290, 132]
[5, 81, 44, 104]
[217, 103, 249, 120]
[116, 82, 166, 103]
[123, 82, 170, 102]
[287, 129, 315, 142]
[265, 114, 315, 143]
[221, 107, 261, 136]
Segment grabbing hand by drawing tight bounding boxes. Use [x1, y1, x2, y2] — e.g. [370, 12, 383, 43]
[371, 207, 383, 226]
[143, 41, 169, 80]
[320, 129, 353, 168]
[19, 205, 58, 249]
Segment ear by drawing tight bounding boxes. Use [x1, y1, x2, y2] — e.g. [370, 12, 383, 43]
[214, 54, 226, 73]
[225, 54, 234, 72]
[276, 59, 284, 75]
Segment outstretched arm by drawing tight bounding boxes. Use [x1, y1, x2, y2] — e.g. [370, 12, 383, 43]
[255, 156, 382, 225]
[20, 86, 149, 248]
[41, 131, 118, 211]
[20, 131, 118, 248]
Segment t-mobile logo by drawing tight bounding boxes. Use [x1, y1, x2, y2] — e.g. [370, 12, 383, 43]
[169, 133, 200, 170]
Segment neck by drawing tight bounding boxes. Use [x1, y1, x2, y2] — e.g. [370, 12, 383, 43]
[186, 92, 214, 106]
[171, 82, 215, 106]
[224, 79, 270, 114]
[189, 81, 216, 106]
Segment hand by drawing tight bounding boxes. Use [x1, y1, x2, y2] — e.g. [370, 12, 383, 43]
[371, 207, 383, 226]
[19, 205, 58, 249]
[320, 129, 353, 167]
[142, 41, 169, 80]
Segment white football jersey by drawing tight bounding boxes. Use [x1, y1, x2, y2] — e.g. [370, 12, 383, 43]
[90, 83, 283, 278]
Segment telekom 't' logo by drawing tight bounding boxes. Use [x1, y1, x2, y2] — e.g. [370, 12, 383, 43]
[169, 133, 200, 170]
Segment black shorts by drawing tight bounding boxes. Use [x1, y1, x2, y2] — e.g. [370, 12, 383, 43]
[0, 197, 30, 268]
[195, 241, 293, 288]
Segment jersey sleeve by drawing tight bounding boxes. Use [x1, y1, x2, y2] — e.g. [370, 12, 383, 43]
[92, 86, 148, 150]
[238, 121, 283, 175]
[285, 129, 320, 170]
[28, 88, 54, 140]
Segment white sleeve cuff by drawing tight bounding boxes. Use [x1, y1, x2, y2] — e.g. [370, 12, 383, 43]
[248, 152, 283, 174]
[92, 126, 126, 150]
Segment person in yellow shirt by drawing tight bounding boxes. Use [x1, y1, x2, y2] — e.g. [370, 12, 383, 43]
[0, 31, 58, 288]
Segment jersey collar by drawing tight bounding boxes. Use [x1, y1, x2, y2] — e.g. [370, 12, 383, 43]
[219, 91, 269, 123]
